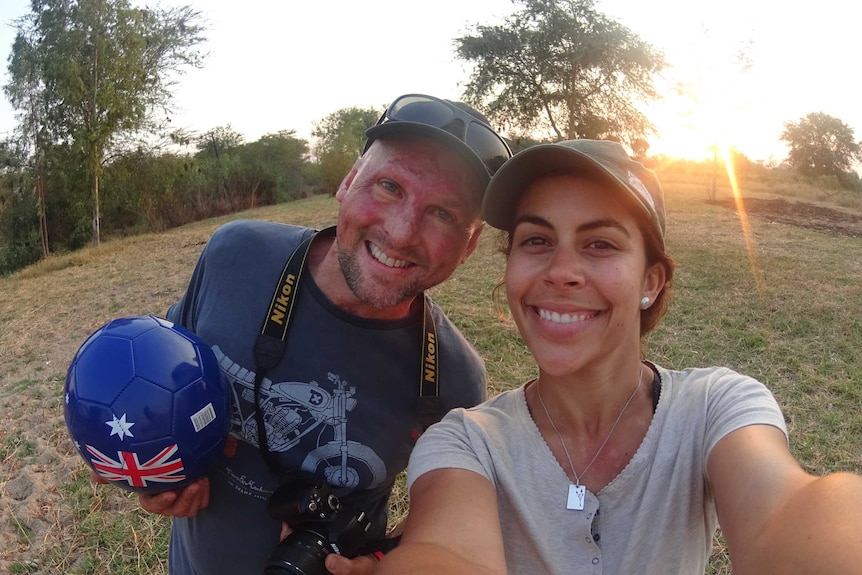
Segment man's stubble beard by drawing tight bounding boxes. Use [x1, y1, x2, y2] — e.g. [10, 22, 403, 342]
[337, 247, 423, 310]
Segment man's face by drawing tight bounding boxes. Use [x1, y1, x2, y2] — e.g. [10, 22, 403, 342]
[334, 136, 484, 312]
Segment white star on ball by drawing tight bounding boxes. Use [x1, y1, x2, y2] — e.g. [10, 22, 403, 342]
[105, 413, 135, 440]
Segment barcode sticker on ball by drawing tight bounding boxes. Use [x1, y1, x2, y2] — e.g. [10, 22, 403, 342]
[191, 403, 217, 432]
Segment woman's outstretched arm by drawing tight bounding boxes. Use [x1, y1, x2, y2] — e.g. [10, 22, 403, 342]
[709, 424, 862, 574]
[377, 468, 507, 575]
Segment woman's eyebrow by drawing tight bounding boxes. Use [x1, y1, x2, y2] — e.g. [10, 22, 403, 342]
[512, 214, 552, 230]
[578, 218, 631, 237]
[513, 214, 630, 237]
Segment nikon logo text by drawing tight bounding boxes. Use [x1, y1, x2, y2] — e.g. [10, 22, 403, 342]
[269, 273, 297, 325]
[424, 332, 437, 384]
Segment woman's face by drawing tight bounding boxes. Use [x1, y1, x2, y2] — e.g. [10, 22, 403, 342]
[504, 175, 664, 377]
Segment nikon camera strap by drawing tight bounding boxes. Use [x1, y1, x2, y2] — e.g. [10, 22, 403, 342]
[252, 226, 440, 476]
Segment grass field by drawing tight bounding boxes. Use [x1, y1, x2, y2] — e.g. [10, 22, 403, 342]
[0, 165, 860, 574]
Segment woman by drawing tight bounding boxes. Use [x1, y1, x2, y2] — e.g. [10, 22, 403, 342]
[377, 140, 862, 575]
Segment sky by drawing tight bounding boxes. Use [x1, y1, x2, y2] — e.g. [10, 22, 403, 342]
[1, 0, 861, 165]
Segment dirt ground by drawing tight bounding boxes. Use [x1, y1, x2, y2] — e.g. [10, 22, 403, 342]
[709, 196, 862, 238]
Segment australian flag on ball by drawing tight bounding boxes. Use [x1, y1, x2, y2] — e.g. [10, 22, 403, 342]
[64, 314, 232, 494]
[86, 444, 187, 489]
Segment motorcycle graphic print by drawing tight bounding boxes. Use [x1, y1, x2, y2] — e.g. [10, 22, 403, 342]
[213, 346, 386, 489]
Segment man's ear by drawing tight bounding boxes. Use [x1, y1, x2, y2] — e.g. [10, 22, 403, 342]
[460, 221, 485, 264]
[335, 157, 363, 202]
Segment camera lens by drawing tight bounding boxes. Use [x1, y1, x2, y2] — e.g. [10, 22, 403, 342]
[263, 529, 334, 575]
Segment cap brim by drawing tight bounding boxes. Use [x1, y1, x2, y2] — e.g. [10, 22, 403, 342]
[483, 144, 622, 229]
[365, 122, 491, 187]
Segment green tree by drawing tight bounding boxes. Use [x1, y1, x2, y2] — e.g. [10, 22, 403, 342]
[455, 0, 666, 143]
[196, 125, 244, 160]
[188, 128, 309, 212]
[234, 131, 308, 204]
[4, 21, 52, 257]
[631, 138, 649, 160]
[5, 0, 206, 247]
[0, 140, 93, 272]
[193, 124, 243, 203]
[312, 106, 379, 194]
[0, 140, 37, 273]
[780, 112, 862, 181]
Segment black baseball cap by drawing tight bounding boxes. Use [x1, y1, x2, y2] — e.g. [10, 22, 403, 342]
[364, 94, 512, 187]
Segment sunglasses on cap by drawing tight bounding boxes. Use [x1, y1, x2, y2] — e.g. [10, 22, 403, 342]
[367, 94, 512, 178]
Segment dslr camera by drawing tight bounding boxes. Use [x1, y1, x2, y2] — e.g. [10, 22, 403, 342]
[264, 474, 373, 575]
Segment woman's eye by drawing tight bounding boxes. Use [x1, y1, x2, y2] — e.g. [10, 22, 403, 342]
[519, 235, 549, 248]
[587, 240, 616, 251]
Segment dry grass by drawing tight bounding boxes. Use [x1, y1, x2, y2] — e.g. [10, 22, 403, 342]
[1, 168, 860, 573]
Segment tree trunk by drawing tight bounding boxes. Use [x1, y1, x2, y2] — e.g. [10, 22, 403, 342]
[90, 32, 101, 247]
[711, 148, 718, 201]
[91, 170, 101, 246]
[36, 168, 49, 258]
[250, 181, 260, 209]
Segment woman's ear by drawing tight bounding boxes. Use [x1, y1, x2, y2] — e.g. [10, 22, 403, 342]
[642, 262, 667, 305]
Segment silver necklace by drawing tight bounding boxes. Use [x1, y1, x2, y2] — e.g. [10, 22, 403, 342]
[537, 364, 644, 511]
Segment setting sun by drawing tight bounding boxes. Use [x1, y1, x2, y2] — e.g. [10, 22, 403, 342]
[645, 27, 758, 163]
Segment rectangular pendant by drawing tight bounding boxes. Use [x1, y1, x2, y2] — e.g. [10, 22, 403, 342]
[567, 484, 586, 510]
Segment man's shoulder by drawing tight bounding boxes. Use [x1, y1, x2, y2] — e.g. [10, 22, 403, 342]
[204, 220, 315, 260]
[210, 219, 312, 245]
[426, 299, 479, 354]
[424, 298, 486, 404]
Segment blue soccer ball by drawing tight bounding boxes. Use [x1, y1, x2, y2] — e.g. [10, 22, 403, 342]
[64, 315, 230, 493]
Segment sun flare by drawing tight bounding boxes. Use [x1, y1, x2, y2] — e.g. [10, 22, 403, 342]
[721, 149, 766, 292]
[643, 31, 769, 291]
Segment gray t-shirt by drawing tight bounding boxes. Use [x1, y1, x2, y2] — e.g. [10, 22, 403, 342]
[408, 365, 787, 575]
[166, 220, 486, 575]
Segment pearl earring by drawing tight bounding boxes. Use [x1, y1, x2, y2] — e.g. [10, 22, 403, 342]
[640, 296, 651, 310]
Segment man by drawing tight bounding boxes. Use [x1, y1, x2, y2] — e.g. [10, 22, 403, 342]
[137, 94, 512, 575]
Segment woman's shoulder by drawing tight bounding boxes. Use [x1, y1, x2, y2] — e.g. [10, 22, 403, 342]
[647, 363, 786, 462]
[658, 364, 766, 391]
[471, 385, 528, 411]
[441, 385, 528, 427]
[417, 385, 533, 463]
[654, 363, 783, 425]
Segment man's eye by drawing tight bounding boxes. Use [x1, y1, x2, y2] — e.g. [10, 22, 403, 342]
[380, 181, 399, 194]
[435, 209, 454, 222]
